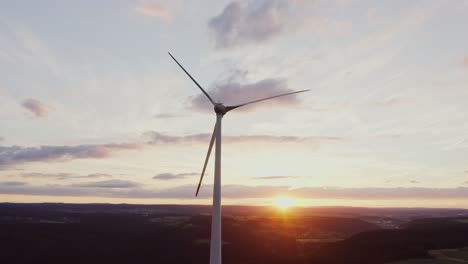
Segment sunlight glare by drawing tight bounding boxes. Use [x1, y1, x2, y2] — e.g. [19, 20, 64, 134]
[273, 197, 295, 209]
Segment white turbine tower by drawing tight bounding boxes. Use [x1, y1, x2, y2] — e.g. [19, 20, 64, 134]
[168, 52, 309, 264]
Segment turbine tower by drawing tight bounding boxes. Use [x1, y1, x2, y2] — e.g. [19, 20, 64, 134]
[168, 52, 309, 264]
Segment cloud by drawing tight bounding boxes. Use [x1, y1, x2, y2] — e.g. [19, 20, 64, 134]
[191, 78, 304, 111]
[358, 3, 439, 49]
[2, 184, 468, 200]
[463, 56, 468, 69]
[154, 113, 181, 119]
[228, 135, 340, 143]
[20, 172, 73, 179]
[208, 0, 358, 48]
[443, 137, 468, 151]
[372, 97, 406, 108]
[145, 131, 211, 144]
[0, 183, 283, 199]
[0, 181, 27, 186]
[21, 98, 48, 117]
[153, 172, 198, 180]
[301, 16, 353, 39]
[0, 143, 141, 168]
[252, 176, 302, 180]
[373, 134, 401, 139]
[76, 173, 113, 179]
[73, 180, 140, 189]
[0, 137, 4, 142]
[0, 19, 62, 76]
[18, 172, 112, 180]
[191, 186, 468, 200]
[1, 129, 339, 168]
[134, 1, 172, 21]
[208, 0, 293, 48]
[290, 187, 468, 200]
[145, 130, 340, 146]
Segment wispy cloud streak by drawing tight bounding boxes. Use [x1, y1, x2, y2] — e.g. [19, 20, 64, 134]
[2, 183, 468, 200]
[145, 131, 342, 145]
[252, 176, 302, 180]
[18, 172, 112, 180]
[72, 180, 140, 189]
[153, 172, 198, 180]
[0, 144, 141, 168]
[134, 1, 172, 21]
[0, 131, 335, 168]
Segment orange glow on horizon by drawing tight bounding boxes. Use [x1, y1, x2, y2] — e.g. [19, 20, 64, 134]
[2, 195, 468, 209]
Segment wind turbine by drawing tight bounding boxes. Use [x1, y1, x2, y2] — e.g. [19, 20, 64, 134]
[168, 52, 309, 264]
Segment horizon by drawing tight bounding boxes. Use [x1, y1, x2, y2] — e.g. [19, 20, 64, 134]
[3, 201, 468, 211]
[1, 0, 468, 208]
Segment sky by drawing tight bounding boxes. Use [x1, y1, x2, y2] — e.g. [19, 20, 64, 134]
[1, 0, 468, 208]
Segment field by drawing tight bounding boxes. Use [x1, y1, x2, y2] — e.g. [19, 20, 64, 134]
[1, 203, 468, 264]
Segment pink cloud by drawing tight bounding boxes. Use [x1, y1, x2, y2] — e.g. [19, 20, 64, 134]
[208, 1, 292, 48]
[134, 1, 172, 21]
[191, 78, 305, 112]
[21, 98, 48, 117]
[463, 56, 468, 68]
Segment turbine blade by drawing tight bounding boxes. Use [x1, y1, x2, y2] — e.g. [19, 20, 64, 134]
[225, 89, 310, 112]
[195, 124, 216, 197]
[168, 52, 215, 105]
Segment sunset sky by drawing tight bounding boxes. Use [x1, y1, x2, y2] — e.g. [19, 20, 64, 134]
[1, 0, 468, 208]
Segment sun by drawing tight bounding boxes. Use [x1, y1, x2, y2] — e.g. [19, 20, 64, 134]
[273, 197, 295, 209]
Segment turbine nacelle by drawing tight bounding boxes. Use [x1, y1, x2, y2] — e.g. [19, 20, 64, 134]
[214, 103, 227, 115]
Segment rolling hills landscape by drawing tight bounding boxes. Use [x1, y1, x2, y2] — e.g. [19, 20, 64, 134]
[1, 203, 468, 264]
